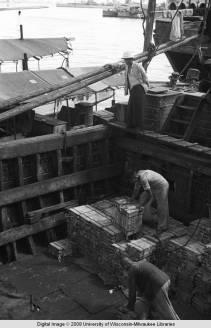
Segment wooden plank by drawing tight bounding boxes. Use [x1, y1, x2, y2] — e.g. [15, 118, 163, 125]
[0, 160, 3, 190]
[36, 154, 42, 182]
[184, 98, 204, 140]
[161, 95, 185, 133]
[57, 150, 63, 176]
[104, 139, 110, 194]
[0, 125, 109, 160]
[0, 212, 65, 247]
[27, 236, 36, 255]
[18, 156, 37, 254]
[87, 142, 94, 198]
[72, 146, 78, 199]
[0, 164, 122, 207]
[12, 241, 18, 261]
[18, 157, 28, 218]
[0, 207, 15, 261]
[115, 137, 211, 176]
[73, 146, 78, 172]
[56, 150, 64, 203]
[26, 200, 78, 221]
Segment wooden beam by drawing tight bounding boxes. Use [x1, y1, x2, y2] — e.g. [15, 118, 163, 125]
[25, 200, 78, 222]
[0, 67, 112, 111]
[115, 137, 211, 176]
[0, 212, 65, 247]
[0, 35, 198, 122]
[0, 125, 109, 160]
[0, 163, 122, 207]
[143, 0, 156, 52]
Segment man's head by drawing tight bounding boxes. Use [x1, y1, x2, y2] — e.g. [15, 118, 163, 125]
[122, 51, 134, 67]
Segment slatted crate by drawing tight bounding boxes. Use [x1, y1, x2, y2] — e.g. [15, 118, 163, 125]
[112, 197, 143, 238]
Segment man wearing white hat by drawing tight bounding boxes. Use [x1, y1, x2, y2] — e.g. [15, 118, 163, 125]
[121, 51, 149, 130]
[104, 51, 149, 130]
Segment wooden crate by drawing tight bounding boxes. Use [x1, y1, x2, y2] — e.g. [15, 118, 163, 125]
[48, 238, 72, 259]
[107, 102, 128, 123]
[145, 91, 180, 132]
[112, 197, 143, 238]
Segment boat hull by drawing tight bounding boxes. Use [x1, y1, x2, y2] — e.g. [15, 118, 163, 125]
[154, 17, 211, 78]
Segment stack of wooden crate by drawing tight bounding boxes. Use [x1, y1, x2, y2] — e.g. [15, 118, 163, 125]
[144, 90, 180, 132]
[192, 243, 211, 314]
[94, 197, 143, 239]
[66, 204, 125, 284]
[127, 237, 157, 261]
[165, 236, 205, 304]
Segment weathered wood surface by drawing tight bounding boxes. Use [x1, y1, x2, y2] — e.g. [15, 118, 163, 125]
[0, 125, 109, 159]
[0, 164, 122, 206]
[115, 136, 211, 176]
[0, 35, 198, 123]
[26, 200, 78, 220]
[143, 0, 156, 52]
[0, 212, 65, 247]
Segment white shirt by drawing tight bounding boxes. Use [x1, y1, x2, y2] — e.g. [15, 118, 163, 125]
[125, 62, 149, 95]
[135, 170, 168, 192]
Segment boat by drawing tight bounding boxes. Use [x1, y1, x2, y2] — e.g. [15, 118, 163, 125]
[0, 1, 211, 320]
[103, 3, 143, 19]
[117, 4, 142, 18]
[154, 0, 211, 78]
[102, 7, 118, 17]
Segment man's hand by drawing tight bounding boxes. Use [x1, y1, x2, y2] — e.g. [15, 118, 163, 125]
[139, 206, 144, 213]
[104, 64, 114, 71]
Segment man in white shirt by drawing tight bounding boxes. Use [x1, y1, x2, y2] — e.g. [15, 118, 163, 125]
[122, 51, 149, 130]
[104, 51, 149, 130]
[132, 169, 169, 234]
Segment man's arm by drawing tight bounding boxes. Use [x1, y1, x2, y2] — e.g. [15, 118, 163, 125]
[139, 189, 152, 207]
[137, 173, 152, 206]
[127, 267, 137, 311]
[132, 180, 141, 200]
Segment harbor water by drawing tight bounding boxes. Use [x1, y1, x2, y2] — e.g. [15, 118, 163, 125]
[0, 7, 172, 79]
[0, 7, 173, 112]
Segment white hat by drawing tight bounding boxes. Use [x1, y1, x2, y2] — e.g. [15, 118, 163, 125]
[122, 51, 134, 59]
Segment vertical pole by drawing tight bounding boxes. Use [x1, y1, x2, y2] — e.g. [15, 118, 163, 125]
[20, 25, 23, 40]
[18, 11, 23, 40]
[22, 53, 28, 71]
[95, 93, 97, 111]
[143, 0, 157, 67]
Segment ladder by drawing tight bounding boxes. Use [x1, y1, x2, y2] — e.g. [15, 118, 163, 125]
[162, 94, 204, 139]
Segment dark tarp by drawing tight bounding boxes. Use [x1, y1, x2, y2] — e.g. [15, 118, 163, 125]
[0, 38, 72, 61]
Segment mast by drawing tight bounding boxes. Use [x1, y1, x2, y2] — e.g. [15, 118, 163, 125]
[143, 0, 156, 54]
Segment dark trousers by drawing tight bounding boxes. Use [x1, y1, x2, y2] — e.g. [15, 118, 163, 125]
[127, 84, 145, 130]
